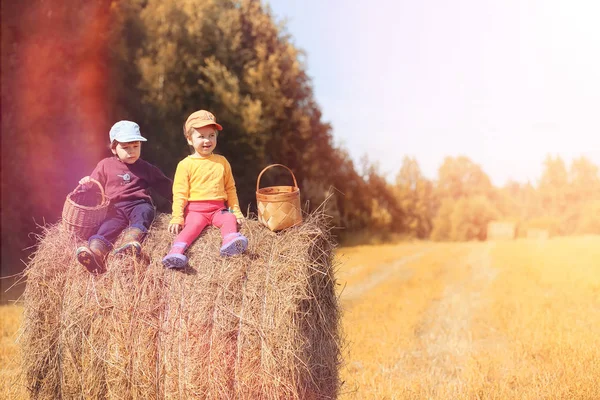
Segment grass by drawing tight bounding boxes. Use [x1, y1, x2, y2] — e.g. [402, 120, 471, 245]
[2, 236, 600, 399]
[0, 304, 24, 400]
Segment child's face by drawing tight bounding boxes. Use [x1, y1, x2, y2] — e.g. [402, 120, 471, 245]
[112, 141, 141, 164]
[188, 126, 217, 157]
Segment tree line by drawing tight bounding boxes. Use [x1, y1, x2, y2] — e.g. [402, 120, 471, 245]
[391, 154, 600, 241]
[2, 0, 599, 288]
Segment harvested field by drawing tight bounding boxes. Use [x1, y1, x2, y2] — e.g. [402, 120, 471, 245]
[337, 237, 600, 399]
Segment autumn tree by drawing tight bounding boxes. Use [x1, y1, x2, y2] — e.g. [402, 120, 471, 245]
[436, 156, 493, 200]
[357, 157, 404, 236]
[564, 157, 600, 234]
[106, 0, 362, 223]
[430, 199, 454, 241]
[575, 200, 600, 234]
[449, 196, 500, 241]
[538, 155, 568, 217]
[108, 0, 372, 228]
[394, 156, 433, 238]
[431, 156, 498, 241]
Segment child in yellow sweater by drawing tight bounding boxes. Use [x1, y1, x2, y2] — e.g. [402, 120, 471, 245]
[162, 110, 248, 269]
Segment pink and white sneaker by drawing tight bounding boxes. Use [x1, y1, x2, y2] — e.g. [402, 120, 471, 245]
[220, 233, 248, 257]
[162, 242, 188, 269]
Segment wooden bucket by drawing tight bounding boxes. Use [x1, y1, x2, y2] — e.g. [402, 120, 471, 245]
[62, 178, 109, 239]
[256, 164, 302, 231]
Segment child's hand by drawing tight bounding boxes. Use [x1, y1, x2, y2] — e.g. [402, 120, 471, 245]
[168, 223, 182, 235]
[236, 218, 244, 225]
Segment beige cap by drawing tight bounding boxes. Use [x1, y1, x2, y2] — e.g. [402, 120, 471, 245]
[185, 110, 223, 133]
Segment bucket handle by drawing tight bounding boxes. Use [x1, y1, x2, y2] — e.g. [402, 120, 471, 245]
[256, 164, 299, 191]
[73, 178, 106, 200]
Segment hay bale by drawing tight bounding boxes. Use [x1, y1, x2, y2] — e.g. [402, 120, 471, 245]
[526, 228, 549, 240]
[486, 221, 517, 240]
[20, 212, 341, 399]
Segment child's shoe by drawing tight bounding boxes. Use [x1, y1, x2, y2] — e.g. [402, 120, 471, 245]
[162, 253, 188, 269]
[220, 233, 248, 257]
[162, 242, 188, 269]
[76, 238, 110, 274]
[113, 227, 144, 256]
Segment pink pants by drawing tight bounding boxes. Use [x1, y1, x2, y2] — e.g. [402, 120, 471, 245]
[174, 201, 237, 246]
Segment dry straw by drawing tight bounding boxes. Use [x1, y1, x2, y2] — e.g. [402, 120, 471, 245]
[20, 210, 341, 399]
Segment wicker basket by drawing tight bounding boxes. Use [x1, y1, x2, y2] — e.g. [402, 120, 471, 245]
[256, 164, 302, 232]
[62, 178, 109, 239]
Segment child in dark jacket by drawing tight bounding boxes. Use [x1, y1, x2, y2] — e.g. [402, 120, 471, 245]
[76, 120, 172, 273]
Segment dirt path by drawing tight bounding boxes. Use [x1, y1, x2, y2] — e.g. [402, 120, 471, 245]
[414, 242, 500, 392]
[341, 249, 430, 301]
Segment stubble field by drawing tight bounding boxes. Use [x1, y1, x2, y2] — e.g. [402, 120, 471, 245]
[2, 236, 600, 399]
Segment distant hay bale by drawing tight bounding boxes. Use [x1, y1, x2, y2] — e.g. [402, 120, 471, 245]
[486, 221, 517, 240]
[526, 228, 549, 240]
[20, 212, 341, 399]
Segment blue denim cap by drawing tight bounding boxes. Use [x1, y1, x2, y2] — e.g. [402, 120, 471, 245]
[109, 120, 148, 143]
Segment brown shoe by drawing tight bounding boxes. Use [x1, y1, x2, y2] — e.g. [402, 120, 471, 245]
[76, 238, 110, 274]
[113, 227, 145, 256]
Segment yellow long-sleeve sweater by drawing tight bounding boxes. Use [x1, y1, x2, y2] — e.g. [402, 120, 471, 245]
[170, 155, 243, 225]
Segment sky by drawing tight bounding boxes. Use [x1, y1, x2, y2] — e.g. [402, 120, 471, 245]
[266, 0, 600, 186]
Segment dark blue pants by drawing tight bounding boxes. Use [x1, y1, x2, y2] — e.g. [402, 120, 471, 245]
[89, 200, 155, 247]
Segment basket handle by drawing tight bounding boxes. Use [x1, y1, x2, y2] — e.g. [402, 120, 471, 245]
[256, 164, 299, 191]
[74, 178, 106, 199]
